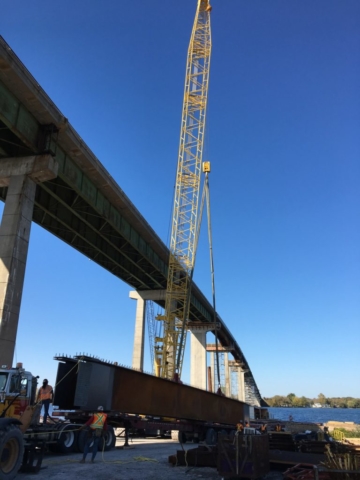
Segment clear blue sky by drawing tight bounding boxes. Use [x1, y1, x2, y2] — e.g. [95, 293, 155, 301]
[1, 1, 359, 399]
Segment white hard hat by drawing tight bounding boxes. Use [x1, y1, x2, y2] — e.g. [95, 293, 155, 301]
[97, 406, 104, 411]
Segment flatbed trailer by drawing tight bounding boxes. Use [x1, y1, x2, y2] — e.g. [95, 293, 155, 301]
[54, 409, 239, 445]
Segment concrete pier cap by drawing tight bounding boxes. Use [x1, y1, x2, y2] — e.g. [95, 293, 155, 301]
[0, 154, 58, 186]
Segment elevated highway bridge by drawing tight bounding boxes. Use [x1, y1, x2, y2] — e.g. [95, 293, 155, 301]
[0, 37, 263, 406]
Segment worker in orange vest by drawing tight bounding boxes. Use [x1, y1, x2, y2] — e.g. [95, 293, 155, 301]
[275, 423, 282, 432]
[36, 378, 53, 424]
[80, 406, 108, 463]
[236, 420, 244, 433]
[260, 423, 267, 434]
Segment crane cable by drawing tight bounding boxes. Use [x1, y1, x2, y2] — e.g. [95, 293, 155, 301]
[204, 172, 221, 391]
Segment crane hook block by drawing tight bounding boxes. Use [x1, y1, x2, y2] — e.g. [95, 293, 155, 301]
[202, 161, 211, 173]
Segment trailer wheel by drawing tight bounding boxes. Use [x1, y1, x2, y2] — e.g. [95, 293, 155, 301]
[205, 428, 217, 445]
[99, 427, 116, 451]
[0, 423, 24, 480]
[55, 424, 77, 453]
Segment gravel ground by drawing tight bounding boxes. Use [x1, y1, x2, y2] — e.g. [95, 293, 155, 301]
[18, 437, 284, 480]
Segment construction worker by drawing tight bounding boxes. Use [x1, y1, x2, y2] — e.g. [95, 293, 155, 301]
[259, 423, 267, 434]
[275, 423, 282, 432]
[323, 426, 330, 442]
[36, 378, 53, 424]
[236, 420, 244, 433]
[80, 406, 108, 463]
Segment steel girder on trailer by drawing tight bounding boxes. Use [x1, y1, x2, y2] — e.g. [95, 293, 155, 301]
[54, 355, 249, 425]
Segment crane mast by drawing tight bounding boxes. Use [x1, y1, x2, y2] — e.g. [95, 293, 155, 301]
[155, 0, 212, 379]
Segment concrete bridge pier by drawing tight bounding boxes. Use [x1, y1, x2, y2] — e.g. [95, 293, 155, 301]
[238, 368, 246, 402]
[210, 351, 215, 392]
[224, 352, 230, 397]
[129, 291, 146, 371]
[229, 360, 247, 402]
[0, 155, 58, 367]
[129, 289, 166, 371]
[207, 343, 234, 395]
[189, 327, 207, 389]
[188, 323, 220, 390]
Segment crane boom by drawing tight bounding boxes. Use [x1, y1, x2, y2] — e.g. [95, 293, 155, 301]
[155, 0, 212, 379]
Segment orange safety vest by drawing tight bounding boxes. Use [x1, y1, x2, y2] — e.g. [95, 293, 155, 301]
[90, 412, 107, 429]
[275, 425, 282, 432]
[39, 385, 53, 401]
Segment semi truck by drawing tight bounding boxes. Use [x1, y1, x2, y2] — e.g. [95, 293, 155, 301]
[0, 355, 268, 480]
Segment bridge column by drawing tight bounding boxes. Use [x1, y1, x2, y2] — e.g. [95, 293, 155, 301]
[228, 360, 247, 403]
[189, 328, 207, 390]
[0, 155, 58, 367]
[129, 289, 166, 371]
[238, 369, 246, 402]
[224, 352, 231, 397]
[129, 291, 146, 371]
[189, 323, 219, 390]
[210, 351, 215, 392]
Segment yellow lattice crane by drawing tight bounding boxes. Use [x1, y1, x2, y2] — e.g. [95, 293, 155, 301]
[155, 0, 212, 380]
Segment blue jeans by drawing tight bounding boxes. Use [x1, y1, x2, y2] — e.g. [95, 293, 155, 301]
[42, 399, 51, 423]
[83, 434, 100, 461]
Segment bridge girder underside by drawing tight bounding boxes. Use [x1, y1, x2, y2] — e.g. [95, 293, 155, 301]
[0, 179, 168, 291]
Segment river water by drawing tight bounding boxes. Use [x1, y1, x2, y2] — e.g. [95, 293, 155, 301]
[268, 407, 360, 424]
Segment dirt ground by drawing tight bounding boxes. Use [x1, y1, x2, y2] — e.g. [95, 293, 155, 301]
[18, 437, 284, 480]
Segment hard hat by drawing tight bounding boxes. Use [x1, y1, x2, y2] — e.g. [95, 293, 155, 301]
[97, 406, 104, 411]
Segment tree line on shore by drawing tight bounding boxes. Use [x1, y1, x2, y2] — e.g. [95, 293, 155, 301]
[263, 392, 360, 408]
